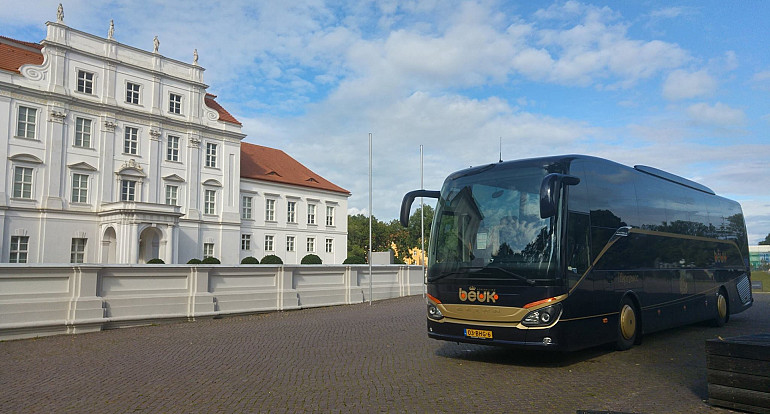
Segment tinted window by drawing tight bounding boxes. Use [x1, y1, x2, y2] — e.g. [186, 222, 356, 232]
[635, 173, 668, 231]
[584, 160, 639, 229]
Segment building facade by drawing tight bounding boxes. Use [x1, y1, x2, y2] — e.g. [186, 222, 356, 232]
[749, 245, 770, 270]
[0, 13, 348, 265]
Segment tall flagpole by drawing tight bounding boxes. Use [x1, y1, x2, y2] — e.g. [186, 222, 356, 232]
[368, 133, 373, 305]
[420, 145, 426, 297]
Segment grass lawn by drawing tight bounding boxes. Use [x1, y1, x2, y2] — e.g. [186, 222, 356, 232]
[753, 270, 770, 292]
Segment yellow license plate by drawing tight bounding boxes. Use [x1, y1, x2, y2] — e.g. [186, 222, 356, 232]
[465, 329, 493, 339]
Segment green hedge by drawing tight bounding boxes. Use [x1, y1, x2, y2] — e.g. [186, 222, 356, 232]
[301, 254, 322, 264]
[147, 258, 165, 264]
[261, 255, 283, 265]
[201, 257, 221, 264]
[187, 258, 202, 264]
[343, 256, 366, 264]
[241, 256, 260, 264]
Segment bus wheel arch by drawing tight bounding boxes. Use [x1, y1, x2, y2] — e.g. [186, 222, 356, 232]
[713, 287, 729, 327]
[616, 294, 641, 351]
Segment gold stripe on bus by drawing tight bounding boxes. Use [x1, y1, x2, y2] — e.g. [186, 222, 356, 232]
[568, 227, 746, 296]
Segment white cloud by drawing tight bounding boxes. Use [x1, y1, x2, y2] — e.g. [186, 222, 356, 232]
[662, 69, 717, 100]
[686, 102, 746, 127]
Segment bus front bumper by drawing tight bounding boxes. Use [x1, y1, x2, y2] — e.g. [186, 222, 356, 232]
[427, 319, 564, 350]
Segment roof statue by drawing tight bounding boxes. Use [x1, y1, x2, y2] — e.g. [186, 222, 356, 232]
[108, 20, 114, 39]
[193, 49, 198, 65]
[153, 35, 159, 53]
[57, 4, 64, 22]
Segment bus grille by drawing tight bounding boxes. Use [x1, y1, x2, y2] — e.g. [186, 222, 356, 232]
[736, 274, 752, 304]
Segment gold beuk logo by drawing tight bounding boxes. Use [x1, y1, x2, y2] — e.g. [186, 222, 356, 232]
[459, 286, 498, 303]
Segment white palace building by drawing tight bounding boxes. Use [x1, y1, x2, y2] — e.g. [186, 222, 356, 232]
[0, 10, 350, 265]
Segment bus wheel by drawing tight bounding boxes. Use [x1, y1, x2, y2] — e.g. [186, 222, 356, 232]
[713, 289, 729, 327]
[616, 297, 637, 351]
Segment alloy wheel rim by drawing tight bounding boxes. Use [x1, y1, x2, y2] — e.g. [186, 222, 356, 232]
[620, 304, 636, 340]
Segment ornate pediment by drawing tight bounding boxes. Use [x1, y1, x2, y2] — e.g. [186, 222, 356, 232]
[116, 159, 146, 177]
[68, 161, 98, 171]
[8, 153, 44, 164]
[162, 174, 185, 183]
[202, 179, 222, 187]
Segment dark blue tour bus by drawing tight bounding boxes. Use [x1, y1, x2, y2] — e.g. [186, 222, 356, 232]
[401, 155, 752, 351]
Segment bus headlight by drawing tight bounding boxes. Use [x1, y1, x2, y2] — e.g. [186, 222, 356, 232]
[427, 304, 444, 320]
[521, 303, 562, 327]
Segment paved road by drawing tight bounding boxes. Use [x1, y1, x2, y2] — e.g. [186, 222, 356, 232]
[1, 293, 768, 413]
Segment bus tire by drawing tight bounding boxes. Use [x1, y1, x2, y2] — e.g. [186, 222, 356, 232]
[616, 297, 638, 351]
[713, 288, 729, 327]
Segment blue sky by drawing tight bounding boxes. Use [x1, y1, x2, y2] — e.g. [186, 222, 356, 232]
[3, 1, 769, 243]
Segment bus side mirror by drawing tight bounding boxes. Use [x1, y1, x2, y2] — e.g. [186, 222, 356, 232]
[540, 174, 580, 218]
[400, 190, 440, 227]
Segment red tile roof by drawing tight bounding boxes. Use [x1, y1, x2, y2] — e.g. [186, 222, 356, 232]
[240, 142, 350, 195]
[0, 36, 43, 74]
[204, 93, 242, 125]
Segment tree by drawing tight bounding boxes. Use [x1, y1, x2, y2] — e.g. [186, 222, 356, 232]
[346, 204, 435, 264]
[760, 233, 770, 246]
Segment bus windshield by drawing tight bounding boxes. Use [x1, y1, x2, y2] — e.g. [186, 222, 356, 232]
[429, 166, 559, 283]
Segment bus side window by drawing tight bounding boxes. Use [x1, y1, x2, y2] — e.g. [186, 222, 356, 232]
[567, 212, 590, 287]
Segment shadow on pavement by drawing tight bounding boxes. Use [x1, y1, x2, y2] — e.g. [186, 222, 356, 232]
[434, 341, 615, 367]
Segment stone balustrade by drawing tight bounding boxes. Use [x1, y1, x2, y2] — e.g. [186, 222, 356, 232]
[0, 264, 425, 341]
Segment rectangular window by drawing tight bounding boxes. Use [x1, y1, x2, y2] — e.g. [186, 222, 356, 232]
[287, 201, 297, 223]
[121, 180, 136, 201]
[241, 234, 251, 251]
[307, 237, 315, 253]
[75, 117, 92, 148]
[326, 206, 335, 226]
[242, 196, 253, 219]
[13, 166, 33, 199]
[9, 236, 29, 264]
[205, 143, 217, 168]
[204, 189, 216, 215]
[307, 204, 316, 225]
[166, 136, 180, 161]
[169, 93, 182, 114]
[203, 243, 214, 258]
[326, 238, 333, 253]
[265, 199, 275, 221]
[126, 82, 140, 104]
[72, 173, 88, 203]
[265, 235, 274, 251]
[77, 70, 94, 94]
[124, 126, 138, 154]
[70, 238, 86, 263]
[16, 106, 37, 139]
[165, 185, 178, 206]
[286, 236, 295, 252]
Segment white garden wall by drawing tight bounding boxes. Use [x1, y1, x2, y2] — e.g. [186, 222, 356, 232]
[0, 264, 424, 341]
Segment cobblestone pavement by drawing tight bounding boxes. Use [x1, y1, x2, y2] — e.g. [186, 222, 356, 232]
[1, 293, 768, 413]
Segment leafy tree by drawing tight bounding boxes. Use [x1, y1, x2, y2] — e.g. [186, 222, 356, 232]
[346, 204, 434, 264]
[760, 233, 770, 246]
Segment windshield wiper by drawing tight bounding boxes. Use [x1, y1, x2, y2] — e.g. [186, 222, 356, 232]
[485, 265, 536, 286]
[429, 265, 536, 286]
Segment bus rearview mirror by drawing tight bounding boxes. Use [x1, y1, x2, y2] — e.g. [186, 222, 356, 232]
[540, 173, 580, 218]
[400, 189, 440, 227]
